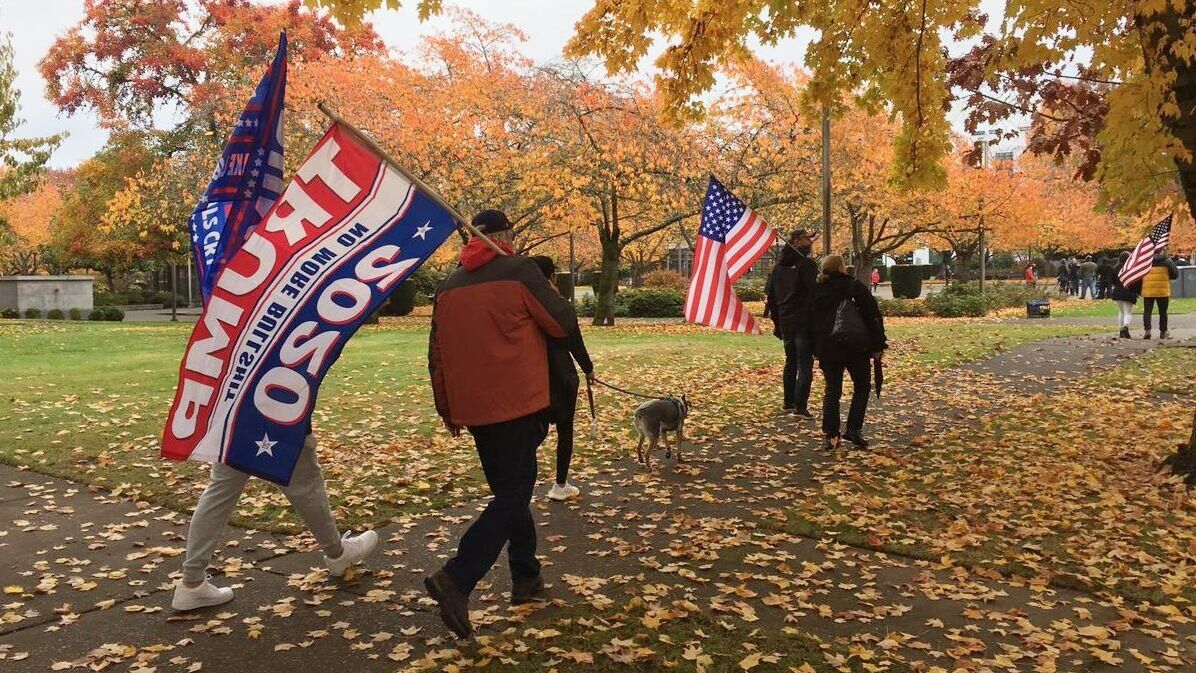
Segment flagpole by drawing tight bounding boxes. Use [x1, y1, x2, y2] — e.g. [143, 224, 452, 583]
[316, 102, 506, 256]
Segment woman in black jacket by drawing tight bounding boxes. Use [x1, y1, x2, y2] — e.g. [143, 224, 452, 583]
[810, 255, 887, 450]
[531, 256, 594, 501]
[1108, 251, 1141, 339]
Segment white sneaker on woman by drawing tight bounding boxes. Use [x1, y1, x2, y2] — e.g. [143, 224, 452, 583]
[172, 579, 234, 611]
[325, 530, 380, 577]
[547, 482, 580, 501]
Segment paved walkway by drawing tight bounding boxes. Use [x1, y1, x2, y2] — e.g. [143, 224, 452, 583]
[1, 315, 1193, 672]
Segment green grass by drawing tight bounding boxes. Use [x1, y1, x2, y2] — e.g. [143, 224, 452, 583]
[1047, 296, 1196, 318]
[0, 316, 1101, 532]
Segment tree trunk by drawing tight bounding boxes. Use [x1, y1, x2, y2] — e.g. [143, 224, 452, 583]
[1138, 9, 1196, 481]
[593, 186, 620, 326]
[955, 250, 974, 281]
[593, 237, 619, 325]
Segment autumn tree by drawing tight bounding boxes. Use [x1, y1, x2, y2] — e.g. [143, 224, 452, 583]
[40, 0, 382, 137]
[0, 174, 69, 274]
[1, 31, 62, 201]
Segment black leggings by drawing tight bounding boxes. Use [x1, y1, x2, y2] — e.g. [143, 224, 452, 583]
[555, 409, 575, 485]
[1144, 297, 1170, 332]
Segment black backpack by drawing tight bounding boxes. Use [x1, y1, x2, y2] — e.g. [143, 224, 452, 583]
[830, 296, 870, 354]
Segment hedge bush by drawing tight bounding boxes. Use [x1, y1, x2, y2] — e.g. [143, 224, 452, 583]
[877, 298, 930, 317]
[1, 308, 19, 319]
[88, 309, 104, 321]
[380, 281, 418, 317]
[46, 309, 65, 320]
[734, 282, 765, 302]
[925, 291, 988, 317]
[68, 308, 83, 320]
[618, 288, 684, 317]
[23, 308, 41, 319]
[890, 265, 923, 299]
[924, 282, 1051, 317]
[642, 269, 687, 291]
[101, 307, 125, 321]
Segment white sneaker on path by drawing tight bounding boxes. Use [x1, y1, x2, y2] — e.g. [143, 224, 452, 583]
[325, 530, 379, 577]
[172, 579, 234, 611]
[547, 482, 580, 501]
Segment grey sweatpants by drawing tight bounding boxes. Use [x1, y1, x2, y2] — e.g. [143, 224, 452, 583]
[181, 434, 341, 583]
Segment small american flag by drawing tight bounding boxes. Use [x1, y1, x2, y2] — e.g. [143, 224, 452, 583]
[1118, 214, 1172, 286]
[683, 177, 777, 333]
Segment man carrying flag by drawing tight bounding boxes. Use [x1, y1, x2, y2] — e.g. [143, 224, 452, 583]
[684, 176, 777, 333]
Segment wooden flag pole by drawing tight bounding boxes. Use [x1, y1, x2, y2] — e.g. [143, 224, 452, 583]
[316, 102, 506, 255]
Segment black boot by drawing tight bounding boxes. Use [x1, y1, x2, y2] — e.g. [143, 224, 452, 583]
[424, 570, 472, 638]
[842, 432, 870, 450]
[821, 434, 839, 451]
[511, 574, 546, 605]
[1119, 327, 1131, 339]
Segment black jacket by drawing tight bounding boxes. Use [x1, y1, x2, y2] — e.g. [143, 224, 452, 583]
[1108, 275, 1141, 304]
[547, 325, 593, 419]
[764, 253, 817, 339]
[811, 271, 887, 362]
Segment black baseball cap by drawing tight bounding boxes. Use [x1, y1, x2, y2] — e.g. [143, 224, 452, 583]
[472, 209, 512, 234]
[790, 228, 820, 241]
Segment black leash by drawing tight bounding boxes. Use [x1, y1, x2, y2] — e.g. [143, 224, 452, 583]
[589, 377, 670, 401]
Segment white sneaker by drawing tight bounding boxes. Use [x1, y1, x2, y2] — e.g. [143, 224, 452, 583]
[547, 482, 580, 501]
[171, 579, 234, 611]
[325, 530, 379, 577]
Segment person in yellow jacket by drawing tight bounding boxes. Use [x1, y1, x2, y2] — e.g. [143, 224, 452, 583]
[1140, 250, 1179, 339]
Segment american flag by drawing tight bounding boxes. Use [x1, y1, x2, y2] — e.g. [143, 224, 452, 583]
[683, 177, 777, 333]
[1118, 214, 1172, 286]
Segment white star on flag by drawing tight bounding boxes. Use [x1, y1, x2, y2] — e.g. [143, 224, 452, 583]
[413, 222, 433, 240]
[255, 433, 277, 457]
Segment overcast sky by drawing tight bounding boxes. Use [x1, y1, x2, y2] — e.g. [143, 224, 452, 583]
[2, 0, 1007, 169]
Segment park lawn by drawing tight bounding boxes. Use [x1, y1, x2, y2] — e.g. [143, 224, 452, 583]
[781, 345, 1196, 605]
[1047, 296, 1196, 318]
[0, 317, 1099, 533]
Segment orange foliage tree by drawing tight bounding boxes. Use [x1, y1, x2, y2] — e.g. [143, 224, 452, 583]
[0, 172, 70, 274]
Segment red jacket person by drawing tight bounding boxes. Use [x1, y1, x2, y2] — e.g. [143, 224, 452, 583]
[423, 209, 579, 638]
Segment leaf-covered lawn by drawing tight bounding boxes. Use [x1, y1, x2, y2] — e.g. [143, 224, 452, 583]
[783, 345, 1196, 605]
[0, 317, 1099, 532]
[1047, 296, 1196, 318]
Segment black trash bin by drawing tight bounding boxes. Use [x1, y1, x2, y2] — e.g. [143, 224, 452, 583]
[1026, 299, 1051, 318]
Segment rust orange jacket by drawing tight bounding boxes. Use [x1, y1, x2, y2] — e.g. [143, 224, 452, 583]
[429, 238, 578, 427]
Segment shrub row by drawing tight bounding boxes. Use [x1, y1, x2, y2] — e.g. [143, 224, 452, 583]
[924, 282, 1050, 317]
[877, 298, 931, 317]
[95, 290, 188, 308]
[2, 307, 123, 321]
[579, 287, 686, 318]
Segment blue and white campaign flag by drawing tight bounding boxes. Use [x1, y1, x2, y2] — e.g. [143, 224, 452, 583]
[189, 33, 287, 304]
[163, 123, 458, 485]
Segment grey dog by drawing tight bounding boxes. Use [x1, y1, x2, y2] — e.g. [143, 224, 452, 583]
[633, 395, 689, 469]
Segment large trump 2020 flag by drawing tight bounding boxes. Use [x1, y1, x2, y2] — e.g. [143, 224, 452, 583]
[162, 123, 456, 485]
[189, 33, 287, 304]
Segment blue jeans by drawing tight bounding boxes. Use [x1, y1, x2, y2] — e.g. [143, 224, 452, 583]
[1080, 278, 1097, 299]
[783, 334, 814, 411]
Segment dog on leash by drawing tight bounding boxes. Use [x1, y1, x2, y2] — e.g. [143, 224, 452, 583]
[633, 395, 689, 469]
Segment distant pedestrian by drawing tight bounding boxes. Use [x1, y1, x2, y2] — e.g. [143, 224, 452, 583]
[1024, 263, 1037, 286]
[870, 267, 881, 293]
[1079, 256, 1098, 299]
[1057, 265, 1069, 294]
[426, 210, 580, 638]
[765, 228, 819, 418]
[531, 255, 595, 502]
[1140, 248, 1179, 339]
[1096, 256, 1116, 298]
[1108, 251, 1141, 339]
[811, 255, 887, 450]
[1068, 258, 1080, 296]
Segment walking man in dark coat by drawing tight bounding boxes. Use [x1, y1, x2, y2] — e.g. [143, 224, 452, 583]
[764, 228, 819, 417]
